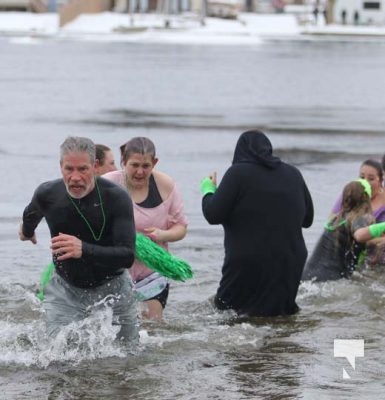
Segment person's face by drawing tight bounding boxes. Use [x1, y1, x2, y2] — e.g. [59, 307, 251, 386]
[124, 153, 157, 189]
[96, 150, 117, 176]
[359, 164, 381, 197]
[61, 152, 96, 199]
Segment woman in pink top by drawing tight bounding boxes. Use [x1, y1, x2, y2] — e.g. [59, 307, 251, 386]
[103, 137, 188, 320]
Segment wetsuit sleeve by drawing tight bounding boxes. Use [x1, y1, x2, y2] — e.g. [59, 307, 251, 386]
[202, 167, 239, 224]
[22, 185, 45, 238]
[81, 189, 136, 270]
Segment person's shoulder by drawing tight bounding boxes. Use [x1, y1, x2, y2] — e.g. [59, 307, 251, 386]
[102, 170, 123, 182]
[102, 170, 122, 179]
[280, 162, 304, 179]
[352, 213, 375, 229]
[98, 176, 124, 190]
[31, 179, 63, 204]
[153, 170, 175, 192]
[98, 177, 131, 202]
[37, 178, 62, 192]
[280, 161, 299, 172]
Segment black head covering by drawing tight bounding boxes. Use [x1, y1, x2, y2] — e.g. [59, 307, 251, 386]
[232, 130, 281, 169]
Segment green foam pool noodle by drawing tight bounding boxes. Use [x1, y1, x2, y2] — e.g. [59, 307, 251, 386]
[36, 261, 54, 301]
[36, 234, 193, 300]
[135, 233, 193, 281]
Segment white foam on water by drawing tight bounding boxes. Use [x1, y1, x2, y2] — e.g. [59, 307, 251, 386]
[0, 300, 139, 368]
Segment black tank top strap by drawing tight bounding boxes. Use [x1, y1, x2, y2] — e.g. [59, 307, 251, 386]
[137, 174, 163, 208]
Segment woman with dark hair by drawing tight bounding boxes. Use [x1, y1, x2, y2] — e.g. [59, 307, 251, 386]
[302, 179, 375, 281]
[95, 144, 117, 175]
[330, 159, 385, 266]
[200, 130, 314, 317]
[331, 159, 385, 222]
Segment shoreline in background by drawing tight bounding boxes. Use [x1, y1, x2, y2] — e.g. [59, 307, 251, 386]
[2, 11, 385, 42]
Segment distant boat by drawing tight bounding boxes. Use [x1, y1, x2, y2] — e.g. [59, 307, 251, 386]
[207, 0, 242, 19]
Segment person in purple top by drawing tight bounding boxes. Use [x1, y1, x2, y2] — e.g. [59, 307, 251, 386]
[330, 159, 385, 265]
[302, 179, 375, 281]
[200, 130, 314, 317]
[331, 159, 385, 223]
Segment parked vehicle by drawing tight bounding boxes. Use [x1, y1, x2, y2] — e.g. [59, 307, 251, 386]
[207, 0, 242, 19]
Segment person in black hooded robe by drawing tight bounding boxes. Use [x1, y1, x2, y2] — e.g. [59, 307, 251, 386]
[200, 130, 314, 317]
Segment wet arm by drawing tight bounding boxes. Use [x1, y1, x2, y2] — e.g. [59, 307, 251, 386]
[354, 222, 385, 243]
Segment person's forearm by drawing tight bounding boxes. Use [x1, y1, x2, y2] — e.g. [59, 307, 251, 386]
[144, 224, 187, 243]
[22, 205, 43, 238]
[82, 242, 135, 269]
[353, 227, 373, 243]
[354, 222, 385, 243]
[165, 224, 187, 242]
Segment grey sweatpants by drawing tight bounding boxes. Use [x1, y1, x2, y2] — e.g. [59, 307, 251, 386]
[44, 272, 139, 344]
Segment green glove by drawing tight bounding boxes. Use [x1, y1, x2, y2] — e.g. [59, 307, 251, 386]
[200, 177, 216, 196]
[369, 222, 385, 238]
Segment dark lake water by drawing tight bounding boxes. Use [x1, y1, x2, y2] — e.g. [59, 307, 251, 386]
[1, 33, 385, 399]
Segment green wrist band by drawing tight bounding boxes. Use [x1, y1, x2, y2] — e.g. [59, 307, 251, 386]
[200, 177, 216, 196]
[369, 222, 385, 238]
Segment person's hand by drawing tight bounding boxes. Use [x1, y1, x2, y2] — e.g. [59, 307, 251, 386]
[200, 172, 217, 196]
[143, 227, 165, 242]
[51, 232, 82, 261]
[210, 172, 217, 185]
[18, 223, 37, 244]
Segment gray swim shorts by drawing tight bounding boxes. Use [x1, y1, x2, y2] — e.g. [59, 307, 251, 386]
[44, 272, 139, 344]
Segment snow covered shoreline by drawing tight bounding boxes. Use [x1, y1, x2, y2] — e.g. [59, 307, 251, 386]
[1, 11, 385, 43]
[0, 12, 300, 40]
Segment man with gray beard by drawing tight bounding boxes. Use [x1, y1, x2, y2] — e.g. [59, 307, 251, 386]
[19, 136, 138, 344]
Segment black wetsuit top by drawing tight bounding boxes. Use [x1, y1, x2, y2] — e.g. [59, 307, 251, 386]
[22, 177, 136, 288]
[202, 131, 314, 317]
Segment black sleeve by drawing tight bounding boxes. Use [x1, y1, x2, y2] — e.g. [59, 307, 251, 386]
[302, 181, 314, 228]
[22, 184, 45, 238]
[202, 167, 239, 225]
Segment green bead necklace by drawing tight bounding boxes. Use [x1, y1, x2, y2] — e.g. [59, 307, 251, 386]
[324, 219, 346, 232]
[67, 178, 106, 241]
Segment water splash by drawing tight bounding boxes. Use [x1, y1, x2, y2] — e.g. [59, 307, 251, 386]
[0, 301, 142, 368]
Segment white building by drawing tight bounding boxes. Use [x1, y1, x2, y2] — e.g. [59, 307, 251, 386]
[334, 0, 385, 25]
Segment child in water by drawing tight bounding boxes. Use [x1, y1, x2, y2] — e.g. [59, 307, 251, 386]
[302, 179, 375, 282]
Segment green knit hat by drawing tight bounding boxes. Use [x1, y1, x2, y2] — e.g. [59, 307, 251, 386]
[356, 178, 372, 198]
